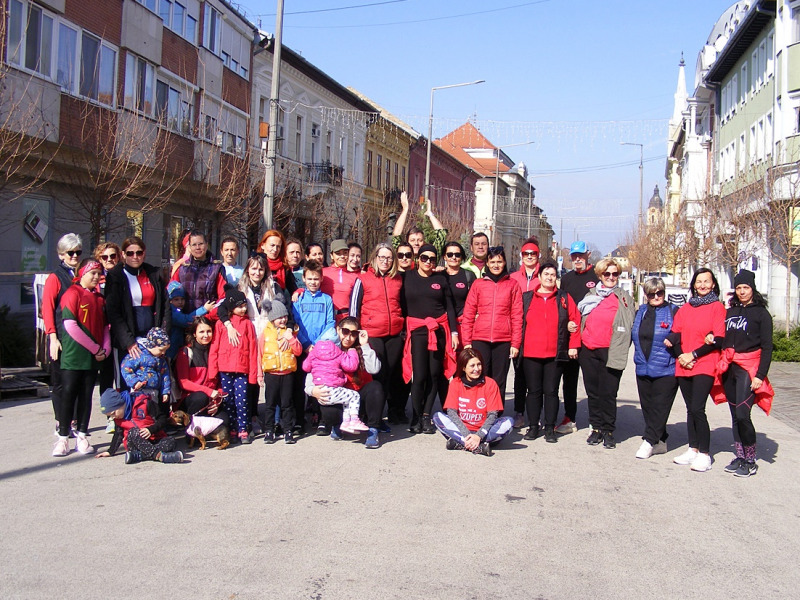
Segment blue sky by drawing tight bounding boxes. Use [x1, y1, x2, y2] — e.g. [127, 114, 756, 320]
[235, 0, 735, 254]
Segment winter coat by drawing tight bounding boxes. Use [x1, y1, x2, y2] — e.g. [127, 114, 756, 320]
[631, 303, 678, 378]
[260, 322, 302, 374]
[121, 344, 171, 395]
[302, 340, 359, 388]
[461, 273, 523, 347]
[580, 286, 635, 371]
[349, 266, 404, 337]
[209, 314, 260, 384]
[175, 345, 217, 400]
[518, 287, 580, 362]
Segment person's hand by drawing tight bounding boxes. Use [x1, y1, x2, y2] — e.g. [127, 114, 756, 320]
[678, 352, 695, 369]
[49, 335, 61, 362]
[464, 434, 480, 451]
[161, 394, 170, 404]
[203, 300, 216, 313]
[509, 347, 519, 359]
[226, 322, 241, 347]
[400, 191, 409, 210]
[127, 343, 141, 359]
[704, 333, 715, 345]
[451, 332, 459, 352]
[751, 377, 763, 391]
[312, 385, 331, 404]
[138, 428, 152, 440]
[663, 338, 673, 348]
[95, 451, 111, 459]
[277, 334, 290, 352]
[358, 330, 369, 346]
[258, 377, 265, 388]
[567, 320, 578, 333]
[133, 381, 146, 391]
[210, 389, 220, 399]
[424, 199, 433, 218]
[94, 348, 107, 362]
[568, 348, 578, 359]
[463, 343, 472, 349]
[292, 289, 304, 302]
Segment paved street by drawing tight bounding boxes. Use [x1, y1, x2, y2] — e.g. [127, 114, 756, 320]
[2, 359, 800, 599]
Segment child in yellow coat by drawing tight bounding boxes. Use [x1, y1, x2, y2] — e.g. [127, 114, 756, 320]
[260, 301, 302, 444]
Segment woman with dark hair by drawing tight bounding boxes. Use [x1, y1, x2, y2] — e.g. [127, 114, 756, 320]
[401, 244, 458, 434]
[666, 267, 725, 472]
[631, 277, 680, 459]
[517, 260, 580, 442]
[432, 347, 514, 456]
[305, 317, 386, 448]
[349, 243, 405, 424]
[171, 230, 227, 313]
[395, 242, 415, 273]
[442, 241, 476, 334]
[577, 258, 635, 450]
[105, 236, 171, 388]
[714, 270, 774, 477]
[461, 245, 522, 402]
[259, 229, 298, 295]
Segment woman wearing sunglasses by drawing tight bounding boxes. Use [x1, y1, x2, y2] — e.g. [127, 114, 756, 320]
[443, 241, 476, 332]
[93, 241, 122, 430]
[461, 246, 522, 403]
[577, 258, 635, 449]
[401, 244, 458, 434]
[350, 243, 405, 424]
[105, 236, 171, 388]
[631, 277, 680, 459]
[42, 233, 84, 434]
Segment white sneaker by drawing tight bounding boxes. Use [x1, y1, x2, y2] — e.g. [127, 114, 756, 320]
[52, 436, 69, 457]
[75, 435, 95, 455]
[635, 440, 653, 459]
[690, 453, 712, 472]
[555, 417, 577, 435]
[651, 440, 668, 455]
[673, 448, 698, 465]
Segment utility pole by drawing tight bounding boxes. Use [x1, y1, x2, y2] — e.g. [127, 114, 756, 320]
[262, 0, 284, 230]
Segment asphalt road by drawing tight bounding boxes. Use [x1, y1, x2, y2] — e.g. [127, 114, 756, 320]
[2, 358, 800, 599]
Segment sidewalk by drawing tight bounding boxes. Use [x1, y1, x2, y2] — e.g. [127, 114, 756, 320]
[1, 359, 800, 599]
[764, 361, 800, 432]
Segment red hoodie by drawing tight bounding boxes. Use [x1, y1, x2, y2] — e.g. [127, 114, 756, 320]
[209, 315, 260, 384]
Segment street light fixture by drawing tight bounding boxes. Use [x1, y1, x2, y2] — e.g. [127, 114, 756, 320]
[621, 142, 644, 226]
[424, 80, 485, 205]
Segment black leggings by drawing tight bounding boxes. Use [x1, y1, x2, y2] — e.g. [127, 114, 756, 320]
[58, 369, 96, 436]
[522, 357, 561, 432]
[722, 363, 757, 447]
[264, 372, 295, 431]
[319, 380, 385, 429]
[677, 374, 713, 453]
[472, 340, 511, 403]
[558, 358, 581, 422]
[369, 334, 404, 413]
[127, 428, 176, 460]
[409, 327, 445, 420]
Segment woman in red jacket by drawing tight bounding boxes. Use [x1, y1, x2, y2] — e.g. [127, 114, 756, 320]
[349, 242, 405, 423]
[517, 261, 580, 442]
[461, 246, 522, 402]
[666, 268, 726, 472]
[175, 316, 229, 429]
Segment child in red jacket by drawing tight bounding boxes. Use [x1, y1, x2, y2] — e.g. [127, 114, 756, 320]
[209, 290, 261, 444]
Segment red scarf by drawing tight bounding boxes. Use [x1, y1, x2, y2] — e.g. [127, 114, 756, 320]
[267, 257, 286, 290]
[402, 314, 456, 384]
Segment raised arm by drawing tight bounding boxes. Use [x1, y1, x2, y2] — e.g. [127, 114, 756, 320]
[392, 191, 410, 238]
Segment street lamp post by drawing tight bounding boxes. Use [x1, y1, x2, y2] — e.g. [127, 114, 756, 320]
[621, 142, 644, 226]
[424, 80, 484, 205]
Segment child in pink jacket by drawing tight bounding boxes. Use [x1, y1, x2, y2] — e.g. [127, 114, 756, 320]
[303, 340, 368, 433]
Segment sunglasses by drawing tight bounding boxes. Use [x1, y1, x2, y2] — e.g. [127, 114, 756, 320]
[445, 252, 462, 259]
[646, 290, 666, 299]
[100, 253, 117, 261]
[601, 271, 619, 278]
[66, 250, 82, 257]
[339, 327, 358, 337]
[418, 254, 436, 264]
[522, 251, 538, 257]
[397, 252, 413, 259]
[125, 250, 145, 257]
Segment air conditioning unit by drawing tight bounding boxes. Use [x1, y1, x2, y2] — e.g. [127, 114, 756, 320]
[311, 126, 320, 138]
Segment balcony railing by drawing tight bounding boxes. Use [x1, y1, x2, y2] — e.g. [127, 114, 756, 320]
[305, 162, 344, 185]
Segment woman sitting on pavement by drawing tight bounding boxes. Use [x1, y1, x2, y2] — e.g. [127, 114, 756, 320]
[630, 277, 680, 459]
[432, 347, 514, 456]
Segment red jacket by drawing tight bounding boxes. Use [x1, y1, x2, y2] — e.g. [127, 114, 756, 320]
[175, 345, 219, 400]
[510, 265, 539, 293]
[350, 266, 404, 337]
[209, 315, 260, 384]
[461, 274, 523, 348]
[522, 287, 580, 358]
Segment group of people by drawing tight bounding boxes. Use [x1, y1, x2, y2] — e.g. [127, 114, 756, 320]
[42, 193, 774, 473]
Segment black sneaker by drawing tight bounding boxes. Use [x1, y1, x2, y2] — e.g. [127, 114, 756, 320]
[544, 427, 558, 443]
[408, 419, 422, 434]
[734, 461, 758, 478]
[273, 423, 284, 436]
[316, 424, 329, 437]
[724, 457, 744, 473]
[445, 438, 463, 451]
[421, 415, 436, 434]
[602, 431, 616, 449]
[586, 430, 603, 445]
[159, 451, 184, 463]
[124, 450, 142, 464]
[263, 430, 275, 444]
[284, 432, 296, 445]
[292, 424, 303, 438]
[472, 442, 493, 457]
[523, 427, 539, 440]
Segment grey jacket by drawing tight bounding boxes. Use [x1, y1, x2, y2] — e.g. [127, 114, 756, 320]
[581, 286, 635, 370]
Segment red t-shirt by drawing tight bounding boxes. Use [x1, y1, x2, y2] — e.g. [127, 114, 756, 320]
[581, 293, 619, 349]
[672, 301, 726, 377]
[321, 266, 359, 320]
[443, 376, 504, 432]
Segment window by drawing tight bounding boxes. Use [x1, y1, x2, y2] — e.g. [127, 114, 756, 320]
[127, 210, 144, 238]
[125, 53, 155, 114]
[793, 6, 800, 44]
[765, 112, 773, 157]
[401, 166, 406, 190]
[385, 158, 390, 190]
[353, 142, 361, 183]
[325, 131, 331, 162]
[767, 31, 774, 77]
[276, 106, 285, 154]
[757, 118, 765, 161]
[739, 134, 746, 172]
[159, 0, 172, 24]
[156, 80, 193, 136]
[376, 154, 382, 189]
[751, 48, 759, 91]
[339, 135, 347, 170]
[749, 124, 757, 164]
[295, 116, 302, 161]
[366, 150, 373, 187]
[138, 0, 157, 11]
[394, 162, 399, 189]
[56, 23, 77, 90]
[7, 0, 54, 76]
[740, 63, 748, 104]
[79, 33, 116, 105]
[203, 4, 221, 54]
[202, 114, 217, 142]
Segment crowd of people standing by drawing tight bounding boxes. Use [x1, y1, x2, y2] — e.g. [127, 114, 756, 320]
[41, 196, 774, 474]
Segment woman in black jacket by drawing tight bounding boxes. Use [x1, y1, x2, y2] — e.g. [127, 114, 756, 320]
[105, 236, 171, 388]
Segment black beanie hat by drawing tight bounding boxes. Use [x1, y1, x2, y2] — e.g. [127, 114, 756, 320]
[733, 269, 756, 291]
[418, 243, 437, 257]
[224, 289, 247, 311]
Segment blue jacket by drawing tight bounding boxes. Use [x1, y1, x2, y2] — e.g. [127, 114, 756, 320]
[168, 305, 209, 359]
[631, 303, 677, 378]
[293, 290, 335, 350]
[121, 342, 172, 395]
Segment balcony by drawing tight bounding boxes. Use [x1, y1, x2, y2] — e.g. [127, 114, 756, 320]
[305, 162, 344, 186]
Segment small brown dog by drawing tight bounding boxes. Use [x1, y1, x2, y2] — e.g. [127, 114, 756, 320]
[170, 410, 231, 450]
